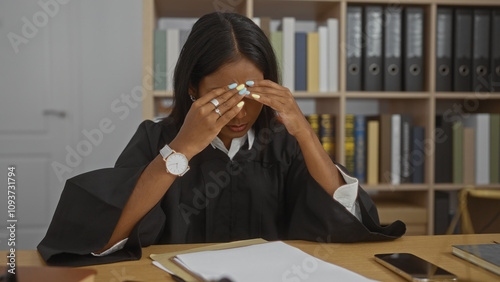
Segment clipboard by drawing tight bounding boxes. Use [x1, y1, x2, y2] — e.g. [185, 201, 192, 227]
[150, 238, 268, 282]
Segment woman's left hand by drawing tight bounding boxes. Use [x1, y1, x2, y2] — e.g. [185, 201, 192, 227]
[246, 80, 311, 138]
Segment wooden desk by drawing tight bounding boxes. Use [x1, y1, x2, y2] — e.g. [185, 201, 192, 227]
[2, 234, 499, 281]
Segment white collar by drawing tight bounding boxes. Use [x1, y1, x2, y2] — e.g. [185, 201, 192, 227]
[210, 128, 255, 159]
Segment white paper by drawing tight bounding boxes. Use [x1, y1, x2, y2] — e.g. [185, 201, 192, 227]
[152, 260, 173, 274]
[173, 241, 377, 282]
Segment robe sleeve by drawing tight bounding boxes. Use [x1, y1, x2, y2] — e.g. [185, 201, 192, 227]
[285, 147, 406, 243]
[37, 120, 168, 266]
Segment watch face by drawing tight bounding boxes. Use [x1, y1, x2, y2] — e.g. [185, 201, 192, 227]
[166, 153, 188, 175]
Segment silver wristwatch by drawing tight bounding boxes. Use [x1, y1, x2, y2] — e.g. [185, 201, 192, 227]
[160, 144, 190, 176]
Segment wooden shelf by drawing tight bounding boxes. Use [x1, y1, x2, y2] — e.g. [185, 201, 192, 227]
[345, 92, 431, 99]
[362, 184, 430, 192]
[435, 92, 500, 99]
[142, 0, 500, 236]
[153, 90, 173, 97]
[433, 183, 500, 191]
[293, 91, 341, 98]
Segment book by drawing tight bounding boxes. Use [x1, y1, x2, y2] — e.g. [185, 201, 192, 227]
[366, 119, 379, 185]
[476, 115, 491, 184]
[306, 114, 320, 138]
[464, 114, 490, 184]
[490, 114, 500, 183]
[391, 114, 401, 185]
[452, 244, 500, 275]
[452, 121, 464, 184]
[256, 17, 271, 38]
[462, 127, 476, 185]
[0, 266, 96, 282]
[354, 115, 366, 183]
[295, 32, 307, 91]
[270, 31, 283, 79]
[307, 32, 319, 92]
[345, 114, 355, 174]
[153, 29, 167, 90]
[318, 26, 328, 92]
[435, 115, 453, 183]
[166, 29, 180, 91]
[282, 17, 296, 92]
[319, 114, 336, 159]
[327, 18, 339, 92]
[379, 114, 392, 183]
[411, 126, 425, 184]
[400, 115, 413, 183]
[179, 29, 191, 50]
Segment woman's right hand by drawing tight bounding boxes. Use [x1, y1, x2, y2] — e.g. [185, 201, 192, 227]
[169, 84, 246, 160]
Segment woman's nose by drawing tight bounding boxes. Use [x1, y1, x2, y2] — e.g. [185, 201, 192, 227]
[233, 106, 247, 119]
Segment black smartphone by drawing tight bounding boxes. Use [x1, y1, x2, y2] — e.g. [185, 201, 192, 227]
[374, 253, 458, 281]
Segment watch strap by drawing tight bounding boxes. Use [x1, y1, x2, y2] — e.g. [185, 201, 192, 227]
[179, 166, 190, 176]
[160, 144, 174, 159]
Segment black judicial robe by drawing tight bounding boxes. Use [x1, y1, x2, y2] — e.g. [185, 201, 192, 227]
[38, 120, 405, 266]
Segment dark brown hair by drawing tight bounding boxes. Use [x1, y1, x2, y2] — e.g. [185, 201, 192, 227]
[161, 12, 279, 133]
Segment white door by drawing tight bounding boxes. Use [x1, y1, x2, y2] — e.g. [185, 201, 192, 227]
[0, 0, 75, 250]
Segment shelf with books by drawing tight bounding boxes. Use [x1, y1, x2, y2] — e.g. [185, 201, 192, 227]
[435, 100, 500, 186]
[250, 11, 340, 94]
[142, 0, 500, 235]
[342, 108, 430, 187]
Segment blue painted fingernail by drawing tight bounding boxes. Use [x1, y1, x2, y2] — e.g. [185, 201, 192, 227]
[246, 80, 254, 86]
[238, 87, 247, 95]
[228, 83, 238, 89]
[245, 91, 250, 95]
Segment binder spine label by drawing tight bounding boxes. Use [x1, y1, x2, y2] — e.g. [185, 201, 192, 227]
[406, 12, 423, 58]
[385, 11, 401, 58]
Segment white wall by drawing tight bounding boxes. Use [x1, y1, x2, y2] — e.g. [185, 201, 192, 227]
[75, 0, 143, 174]
[0, 0, 142, 250]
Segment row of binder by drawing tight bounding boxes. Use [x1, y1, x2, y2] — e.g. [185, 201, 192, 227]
[346, 6, 425, 92]
[436, 8, 500, 92]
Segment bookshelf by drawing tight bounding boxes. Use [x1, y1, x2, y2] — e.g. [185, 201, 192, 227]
[142, 0, 500, 235]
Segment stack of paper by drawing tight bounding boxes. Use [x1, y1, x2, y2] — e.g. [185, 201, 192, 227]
[152, 240, 376, 282]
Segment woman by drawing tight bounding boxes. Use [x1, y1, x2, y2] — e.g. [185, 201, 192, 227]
[38, 12, 405, 266]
